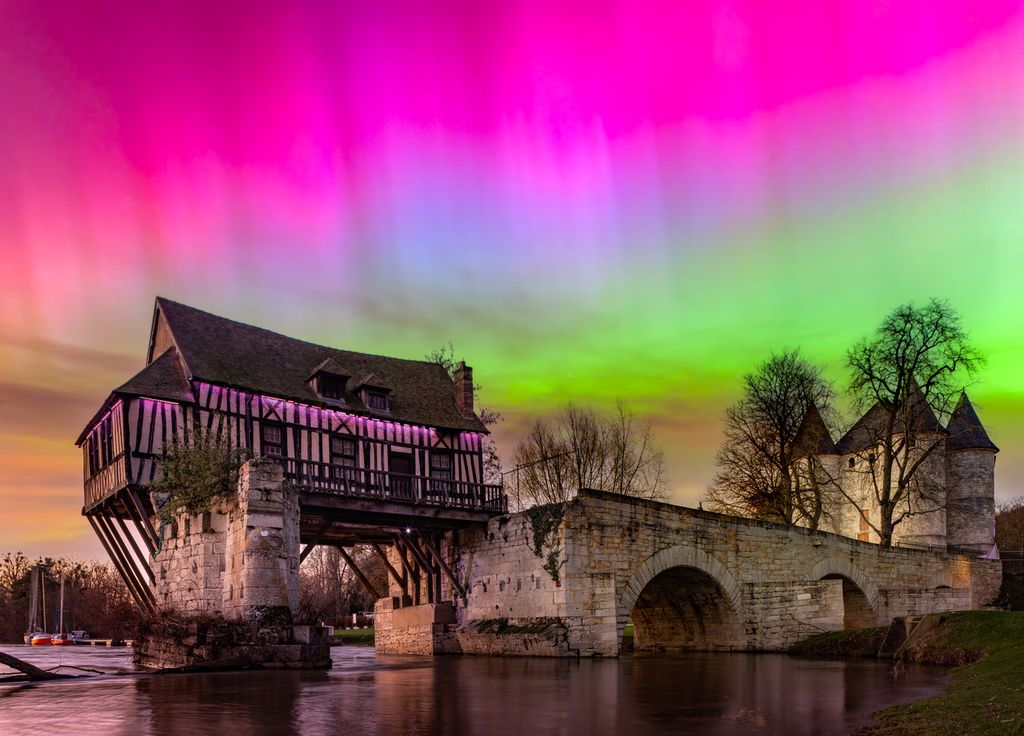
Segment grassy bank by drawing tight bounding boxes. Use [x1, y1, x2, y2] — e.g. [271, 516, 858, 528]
[333, 627, 374, 645]
[793, 612, 1024, 735]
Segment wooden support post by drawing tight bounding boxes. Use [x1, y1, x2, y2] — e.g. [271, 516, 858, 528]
[96, 513, 155, 611]
[300, 520, 335, 563]
[371, 543, 405, 594]
[127, 487, 160, 554]
[88, 515, 152, 613]
[334, 546, 382, 600]
[392, 535, 420, 605]
[417, 531, 464, 599]
[402, 534, 436, 604]
[124, 496, 157, 558]
[114, 511, 156, 585]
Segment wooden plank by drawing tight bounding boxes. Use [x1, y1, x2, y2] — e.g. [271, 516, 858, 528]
[88, 515, 152, 613]
[299, 520, 334, 563]
[417, 531, 464, 599]
[334, 546, 382, 600]
[371, 543, 405, 591]
[114, 510, 156, 585]
[401, 533, 436, 604]
[96, 513, 155, 610]
[128, 487, 160, 553]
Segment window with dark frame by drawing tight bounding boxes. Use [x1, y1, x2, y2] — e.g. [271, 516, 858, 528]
[261, 422, 284, 456]
[331, 435, 357, 479]
[102, 416, 114, 466]
[429, 452, 453, 480]
[366, 390, 389, 411]
[318, 374, 346, 401]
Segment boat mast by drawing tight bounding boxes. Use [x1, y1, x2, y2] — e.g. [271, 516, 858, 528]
[57, 574, 65, 635]
[40, 568, 47, 633]
[26, 566, 39, 633]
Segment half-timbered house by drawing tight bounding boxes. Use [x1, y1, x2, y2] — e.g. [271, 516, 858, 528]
[77, 297, 504, 610]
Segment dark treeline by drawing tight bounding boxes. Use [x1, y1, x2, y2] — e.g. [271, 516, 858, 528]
[0, 552, 140, 642]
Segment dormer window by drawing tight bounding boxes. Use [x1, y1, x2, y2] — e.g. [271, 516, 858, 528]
[366, 390, 389, 412]
[307, 358, 351, 405]
[317, 374, 346, 401]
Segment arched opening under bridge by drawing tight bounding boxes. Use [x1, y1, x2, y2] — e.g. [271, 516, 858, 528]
[625, 566, 745, 652]
[821, 574, 875, 629]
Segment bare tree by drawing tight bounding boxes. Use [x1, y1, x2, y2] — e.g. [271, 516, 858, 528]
[704, 350, 839, 528]
[510, 402, 667, 509]
[845, 299, 983, 546]
[427, 343, 502, 484]
[996, 498, 1024, 554]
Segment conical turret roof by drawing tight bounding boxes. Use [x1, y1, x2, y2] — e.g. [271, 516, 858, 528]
[946, 392, 999, 452]
[793, 402, 838, 457]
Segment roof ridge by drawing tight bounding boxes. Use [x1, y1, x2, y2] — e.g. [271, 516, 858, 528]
[156, 296, 450, 369]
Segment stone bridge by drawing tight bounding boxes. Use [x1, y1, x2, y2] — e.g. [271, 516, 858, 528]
[377, 490, 1001, 656]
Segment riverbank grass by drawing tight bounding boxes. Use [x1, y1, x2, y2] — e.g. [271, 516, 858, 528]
[865, 611, 1024, 736]
[334, 628, 374, 645]
[794, 611, 1024, 735]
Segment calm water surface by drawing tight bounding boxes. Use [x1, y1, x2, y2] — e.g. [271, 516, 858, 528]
[0, 645, 944, 736]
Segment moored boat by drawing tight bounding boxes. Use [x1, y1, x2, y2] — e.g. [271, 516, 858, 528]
[30, 633, 52, 646]
[51, 633, 75, 646]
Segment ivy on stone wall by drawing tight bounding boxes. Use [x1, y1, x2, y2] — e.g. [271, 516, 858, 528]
[152, 428, 250, 524]
[525, 502, 565, 582]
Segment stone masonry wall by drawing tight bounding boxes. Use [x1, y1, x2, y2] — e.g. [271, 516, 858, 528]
[154, 506, 228, 613]
[409, 490, 1001, 657]
[222, 459, 300, 620]
[153, 459, 300, 622]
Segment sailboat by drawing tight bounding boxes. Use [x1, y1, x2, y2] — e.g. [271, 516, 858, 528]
[51, 574, 75, 646]
[29, 567, 51, 645]
[23, 566, 43, 644]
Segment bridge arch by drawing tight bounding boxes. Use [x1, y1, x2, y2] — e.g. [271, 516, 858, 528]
[619, 546, 745, 652]
[808, 558, 879, 629]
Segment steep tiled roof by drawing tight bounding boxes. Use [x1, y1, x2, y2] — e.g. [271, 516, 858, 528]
[793, 403, 838, 457]
[76, 348, 195, 445]
[115, 348, 194, 403]
[947, 392, 999, 452]
[154, 297, 486, 432]
[836, 387, 945, 454]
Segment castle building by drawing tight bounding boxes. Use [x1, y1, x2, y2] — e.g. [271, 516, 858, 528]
[799, 391, 998, 555]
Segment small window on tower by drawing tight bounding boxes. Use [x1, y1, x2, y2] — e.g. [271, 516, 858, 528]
[848, 457, 856, 468]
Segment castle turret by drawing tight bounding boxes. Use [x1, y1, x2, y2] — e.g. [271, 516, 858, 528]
[945, 392, 999, 555]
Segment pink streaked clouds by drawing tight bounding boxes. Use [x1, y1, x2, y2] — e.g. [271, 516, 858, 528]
[2, 1, 1023, 556]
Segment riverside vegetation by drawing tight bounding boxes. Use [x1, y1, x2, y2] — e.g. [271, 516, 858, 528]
[792, 611, 1024, 736]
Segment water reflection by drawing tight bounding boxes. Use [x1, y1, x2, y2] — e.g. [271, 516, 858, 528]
[0, 646, 944, 736]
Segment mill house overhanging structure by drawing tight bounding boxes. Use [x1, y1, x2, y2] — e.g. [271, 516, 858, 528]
[76, 297, 505, 610]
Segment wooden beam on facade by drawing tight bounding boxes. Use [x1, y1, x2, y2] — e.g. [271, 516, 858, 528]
[127, 487, 160, 553]
[88, 515, 153, 614]
[416, 530, 465, 599]
[299, 520, 335, 563]
[333, 546, 382, 600]
[114, 511, 156, 585]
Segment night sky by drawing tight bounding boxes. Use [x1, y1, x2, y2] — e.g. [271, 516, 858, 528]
[2, 1, 1023, 557]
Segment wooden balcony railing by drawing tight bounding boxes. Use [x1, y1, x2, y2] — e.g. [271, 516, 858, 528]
[280, 458, 507, 514]
[83, 455, 129, 511]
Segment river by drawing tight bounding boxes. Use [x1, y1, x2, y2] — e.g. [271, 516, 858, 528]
[0, 645, 944, 735]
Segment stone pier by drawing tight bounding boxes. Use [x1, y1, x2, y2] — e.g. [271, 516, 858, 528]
[135, 459, 330, 670]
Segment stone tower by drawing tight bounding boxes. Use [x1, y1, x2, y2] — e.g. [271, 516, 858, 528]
[944, 392, 999, 554]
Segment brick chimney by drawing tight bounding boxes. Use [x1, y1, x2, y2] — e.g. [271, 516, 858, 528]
[454, 361, 474, 417]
